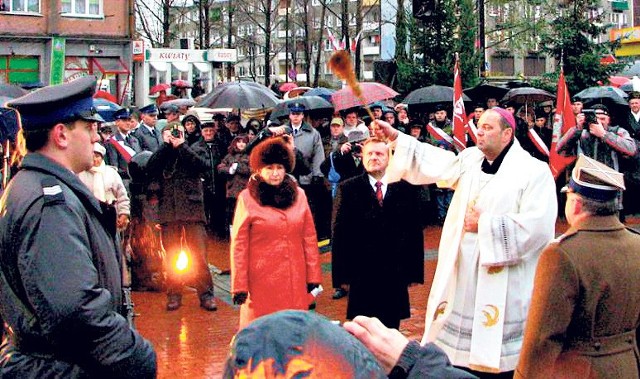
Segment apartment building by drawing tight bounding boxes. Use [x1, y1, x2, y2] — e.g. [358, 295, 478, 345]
[0, 0, 134, 104]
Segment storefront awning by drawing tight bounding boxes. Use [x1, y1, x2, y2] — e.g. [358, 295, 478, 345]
[150, 61, 168, 72]
[91, 57, 129, 74]
[193, 62, 210, 73]
[172, 61, 190, 73]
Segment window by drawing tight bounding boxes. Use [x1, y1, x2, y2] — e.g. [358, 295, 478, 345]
[324, 39, 333, 51]
[524, 55, 545, 76]
[61, 0, 101, 16]
[490, 54, 514, 76]
[0, 0, 40, 13]
[0, 55, 40, 84]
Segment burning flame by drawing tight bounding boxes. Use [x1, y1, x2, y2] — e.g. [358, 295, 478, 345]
[175, 250, 189, 272]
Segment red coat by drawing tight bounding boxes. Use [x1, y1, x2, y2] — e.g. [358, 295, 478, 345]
[230, 176, 322, 329]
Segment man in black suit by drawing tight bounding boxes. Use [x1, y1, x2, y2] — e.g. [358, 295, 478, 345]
[132, 104, 162, 153]
[331, 138, 424, 329]
[105, 108, 141, 190]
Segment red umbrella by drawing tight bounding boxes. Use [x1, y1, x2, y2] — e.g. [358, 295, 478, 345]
[93, 90, 118, 103]
[279, 82, 298, 93]
[172, 79, 193, 88]
[607, 76, 631, 88]
[331, 82, 399, 111]
[149, 83, 171, 95]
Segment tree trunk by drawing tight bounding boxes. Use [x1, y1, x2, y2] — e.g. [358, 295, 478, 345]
[313, 5, 327, 86]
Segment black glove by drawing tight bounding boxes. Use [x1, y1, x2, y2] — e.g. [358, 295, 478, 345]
[307, 283, 320, 293]
[233, 292, 248, 305]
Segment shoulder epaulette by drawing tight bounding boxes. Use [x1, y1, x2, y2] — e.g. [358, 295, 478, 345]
[40, 177, 65, 205]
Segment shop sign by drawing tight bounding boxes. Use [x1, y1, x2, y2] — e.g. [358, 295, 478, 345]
[207, 48, 237, 63]
[145, 48, 206, 62]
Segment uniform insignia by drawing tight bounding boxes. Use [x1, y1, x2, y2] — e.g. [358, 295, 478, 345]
[433, 301, 447, 321]
[41, 178, 65, 205]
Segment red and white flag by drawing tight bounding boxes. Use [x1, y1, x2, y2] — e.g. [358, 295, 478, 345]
[426, 122, 455, 146]
[326, 27, 340, 51]
[528, 129, 550, 157]
[350, 30, 363, 52]
[452, 54, 467, 152]
[466, 118, 478, 144]
[549, 69, 576, 179]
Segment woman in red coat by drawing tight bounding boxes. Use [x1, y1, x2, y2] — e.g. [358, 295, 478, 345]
[230, 135, 323, 330]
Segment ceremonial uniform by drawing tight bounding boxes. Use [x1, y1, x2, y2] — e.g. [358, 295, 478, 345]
[0, 77, 156, 378]
[517, 155, 640, 379]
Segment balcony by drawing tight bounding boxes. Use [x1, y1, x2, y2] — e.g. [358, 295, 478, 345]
[362, 46, 380, 55]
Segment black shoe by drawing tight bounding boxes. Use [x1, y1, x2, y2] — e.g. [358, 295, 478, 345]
[332, 288, 348, 300]
[166, 294, 182, 311]
[200, 297, 218, 311]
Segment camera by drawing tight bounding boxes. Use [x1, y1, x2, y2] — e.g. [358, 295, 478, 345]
[352, 144, 362, 154]
[582, 109, 598, 126]
[170, 125, 182, 138]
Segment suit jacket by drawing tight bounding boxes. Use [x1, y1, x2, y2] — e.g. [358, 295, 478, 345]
[516, 216, 640, 379]
[104, 132, 141, 181]
[331, 173, 424, 326]
[132, 124, 162, 153]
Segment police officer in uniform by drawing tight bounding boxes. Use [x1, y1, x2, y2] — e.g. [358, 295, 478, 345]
[517, 154, 640, 379]
[133, 103, 162, 152]
[0, 76, 156, 378]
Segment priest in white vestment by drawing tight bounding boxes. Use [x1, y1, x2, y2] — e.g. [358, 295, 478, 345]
[373, 108, 557, 376]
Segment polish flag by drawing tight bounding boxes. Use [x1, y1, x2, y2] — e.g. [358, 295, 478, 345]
[467, 118, 478, 144]
[528, 129, 550, 156]
[452, 54, 467, 152]
[549, 69, 576, 178]
[326, 27, 340, 51]
[350, 30, 363, 52]
[426, 122, 455, 146]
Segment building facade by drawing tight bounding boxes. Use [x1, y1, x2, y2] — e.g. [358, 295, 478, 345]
[0, 0, 134, 104]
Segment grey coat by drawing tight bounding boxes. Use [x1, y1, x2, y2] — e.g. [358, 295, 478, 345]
[0, 153, 156, 378]
[132, 123, 162, 153]
[289, 121, 325, 185]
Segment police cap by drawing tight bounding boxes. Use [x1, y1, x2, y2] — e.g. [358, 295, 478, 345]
[113, 108, 132, 120]
[7, 76, 103, 131]
[288, 102, 306, 113]
[139, 103, 159, 115]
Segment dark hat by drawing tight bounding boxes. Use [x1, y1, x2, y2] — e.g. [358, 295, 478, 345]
[539, 100, 553, 107]
[250, 137, 295, 173]
[212, 113, 226, 121]
[113, 108, 132, 120]
[287, 102, 306, 113]
[592, 104, 609, 115]
[561, 154, 624, 201]
[139, 104, 159, 115]
[369, 101, 384, 110]
[473, 103, 486, 111]
[629, 91, 640, 101]
[571, 96, 583, 104]
[165, 104, 179, 114]
[534, 109, 548, 120]
[201, 121, 217, 129]
[227, 114, 240, 123]
[502, 100, 518, 109]
[7, 76, 103, 130]
[347, 130, 367, 143]
[434, 103, 447, 112]
[223, 310, 386, 378]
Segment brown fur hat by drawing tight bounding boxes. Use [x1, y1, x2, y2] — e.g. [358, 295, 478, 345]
[249, 137, 295, 173]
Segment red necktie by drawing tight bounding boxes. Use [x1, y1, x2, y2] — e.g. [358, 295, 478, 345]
[375, 181, 383, 206]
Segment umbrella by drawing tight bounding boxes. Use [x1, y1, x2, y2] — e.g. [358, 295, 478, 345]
[607, 76, 631, 88]
[196, 81, 280, 109]
[0, 84, 27, 99]
[403, 85, 471, 106]
[464, 83, 509, 103]
[331, 82, 399, 111]
[149, 83, 171, 95]
[574, 86, 628, 106]
[93, 98, 122, 122]
[284, 86, 312, 99]
[500, 87, 555, 104]
[304, 87, 335, 102]
[172, 79, 192, 88]
[269, 96, 334, 121]
[0, 107, 20, 143]
[159, 98, 196, 110]
[94, 90, 118, 103]
[620, 76, 640, 93]
[279, 82, 298, 93]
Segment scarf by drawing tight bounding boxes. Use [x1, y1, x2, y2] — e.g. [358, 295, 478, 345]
[247, 174, 298, 209]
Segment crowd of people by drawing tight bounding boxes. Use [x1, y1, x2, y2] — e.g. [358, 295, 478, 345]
[2, 76, 640, 378]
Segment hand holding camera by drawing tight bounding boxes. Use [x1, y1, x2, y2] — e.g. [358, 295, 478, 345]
[169, 125, 185, 148]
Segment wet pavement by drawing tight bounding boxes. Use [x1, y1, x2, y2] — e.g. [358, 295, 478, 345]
[132, 218, 623, 378]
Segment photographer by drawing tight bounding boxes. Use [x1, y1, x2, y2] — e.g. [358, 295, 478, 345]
[321, 130, 367, 186]
[146, 122, 217, 311]
[556, 104, 636, 215]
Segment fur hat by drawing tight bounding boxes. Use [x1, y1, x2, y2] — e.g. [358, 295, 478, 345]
[250, 137, 295, 173]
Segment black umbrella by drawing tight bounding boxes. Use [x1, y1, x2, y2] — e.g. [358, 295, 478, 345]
[196, 81, 280, 109]
[404, 85, 471, 106]
[500, 87, 555, 105]
[269, 96, 334, 121]
[0, 107, 19, 143]
[574, 86, 628, 106]
[0, 84, 27, 99]
[464, 83, 509, 103]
